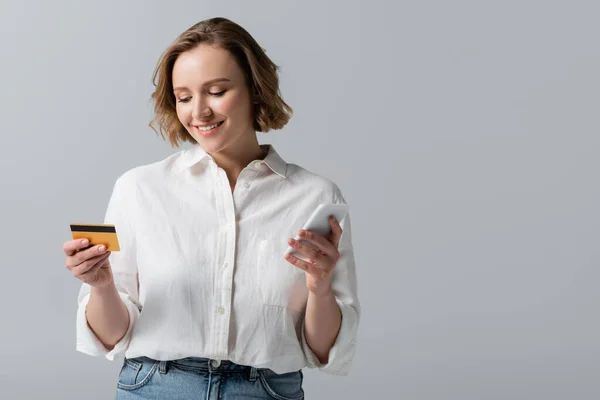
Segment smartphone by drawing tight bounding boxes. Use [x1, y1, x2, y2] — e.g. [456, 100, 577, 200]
[284, 204, 349, 260]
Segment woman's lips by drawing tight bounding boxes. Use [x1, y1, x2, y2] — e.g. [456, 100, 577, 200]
[194, 121, 224, 137]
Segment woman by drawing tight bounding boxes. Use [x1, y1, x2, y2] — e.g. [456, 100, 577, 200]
[63, 17, 360, 399]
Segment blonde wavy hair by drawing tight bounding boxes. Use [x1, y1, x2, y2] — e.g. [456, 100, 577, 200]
[149, 17, 293, 147]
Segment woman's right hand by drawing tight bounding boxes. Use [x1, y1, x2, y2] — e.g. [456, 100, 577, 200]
[64, 239, 114, 288]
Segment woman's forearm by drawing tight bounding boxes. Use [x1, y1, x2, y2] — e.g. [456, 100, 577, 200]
[85, 283, 130, 350]
[303, 289, 341, 364]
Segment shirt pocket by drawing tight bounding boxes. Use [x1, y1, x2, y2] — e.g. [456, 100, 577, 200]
[257, 239, 308, 312]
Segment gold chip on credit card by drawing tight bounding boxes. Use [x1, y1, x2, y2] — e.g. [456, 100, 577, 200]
[70, 223, 120, 252]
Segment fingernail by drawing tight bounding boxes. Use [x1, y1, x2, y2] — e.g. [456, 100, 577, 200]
[98, 245, 105, 252]
[299, 230, 306, 236]
[81, 239, 88, 246]
[290, 239, 296, 245]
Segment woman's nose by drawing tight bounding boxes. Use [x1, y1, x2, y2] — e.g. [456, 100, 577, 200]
[191, 97, 212, 119]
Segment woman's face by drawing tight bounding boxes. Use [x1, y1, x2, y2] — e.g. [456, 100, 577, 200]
[172, 44, 255, 154]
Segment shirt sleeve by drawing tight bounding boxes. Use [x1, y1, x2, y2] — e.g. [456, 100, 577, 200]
[75, 173, 141, 361]
[300, 183, 361, 376]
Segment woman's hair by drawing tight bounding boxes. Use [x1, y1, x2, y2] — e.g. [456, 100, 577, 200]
[149, 17, 293, 147]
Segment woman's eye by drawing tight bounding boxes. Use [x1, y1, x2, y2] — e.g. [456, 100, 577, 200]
[176, 90, 224, 102]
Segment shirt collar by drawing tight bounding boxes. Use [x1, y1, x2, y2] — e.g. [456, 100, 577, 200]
[177, 143, 287, 178]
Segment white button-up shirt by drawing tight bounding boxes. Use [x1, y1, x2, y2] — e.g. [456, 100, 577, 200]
[75, 144, 360, 375]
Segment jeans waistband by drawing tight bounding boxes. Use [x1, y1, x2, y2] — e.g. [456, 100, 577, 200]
[129, 356, 264, 377]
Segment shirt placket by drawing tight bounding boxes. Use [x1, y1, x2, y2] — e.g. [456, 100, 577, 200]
[209, 159, 263, 360]
[210, 164, 236, 359]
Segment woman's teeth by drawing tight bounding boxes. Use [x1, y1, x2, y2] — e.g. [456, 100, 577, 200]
[197, 121, 223, 131]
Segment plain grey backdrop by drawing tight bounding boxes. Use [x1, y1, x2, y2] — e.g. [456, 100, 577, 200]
[1, 0, 598, 399]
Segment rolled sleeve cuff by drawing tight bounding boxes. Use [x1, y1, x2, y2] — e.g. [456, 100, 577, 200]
[301, 298, 359, 376]
[75, 292, 140, 361]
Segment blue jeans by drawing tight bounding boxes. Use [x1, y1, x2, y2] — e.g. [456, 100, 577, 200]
[114, 356, 304, 400]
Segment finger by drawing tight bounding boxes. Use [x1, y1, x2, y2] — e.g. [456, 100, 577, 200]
[77, 252, 111, 278]
[71, 251, 111, 277]
[63, 238, 91, 257]
[284, 253, 324, 277]
[296, 229, 338, 259]
[77, 258, 111, 284]
[66, 244, 108, 268]
[68, 250, 110, 274]
[328, 216, 343, 249]
[288, 238, 330, 269]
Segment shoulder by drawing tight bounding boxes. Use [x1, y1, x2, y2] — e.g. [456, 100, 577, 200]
[111, 150, 186, 191]
[285, 163, 346, 204]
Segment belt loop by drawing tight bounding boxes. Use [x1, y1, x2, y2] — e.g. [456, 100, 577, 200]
[159, 360, 168, 374]
[248, 367, 259, 382]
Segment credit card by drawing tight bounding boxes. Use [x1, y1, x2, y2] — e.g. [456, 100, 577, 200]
[70, 224, 120, 252]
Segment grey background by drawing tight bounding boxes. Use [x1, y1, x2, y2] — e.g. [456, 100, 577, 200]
[1, 0, 598, 399]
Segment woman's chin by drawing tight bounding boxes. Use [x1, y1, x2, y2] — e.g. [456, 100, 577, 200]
[192, 136, 225, 153]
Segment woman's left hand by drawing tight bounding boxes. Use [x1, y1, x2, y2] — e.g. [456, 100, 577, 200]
[284, 216, 342, 297]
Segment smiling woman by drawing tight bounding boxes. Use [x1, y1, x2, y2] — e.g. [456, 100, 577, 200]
[68, 16, 360, 400]
[149, 18, 293, 149]
[172, 45, 255, 147]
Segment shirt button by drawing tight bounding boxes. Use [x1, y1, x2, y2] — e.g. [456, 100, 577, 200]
[254, 161, 262, 169]
[211, 359, 221, 367]
[223, 262, 228, 268]
[218, 306, 225, 315]
[243, 181, 250, 188]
